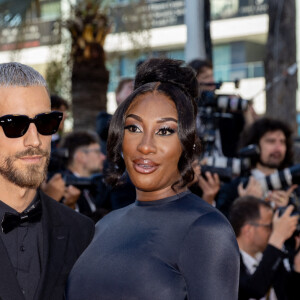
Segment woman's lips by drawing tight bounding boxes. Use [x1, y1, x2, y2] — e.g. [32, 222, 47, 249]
[133, 159, 159, 174]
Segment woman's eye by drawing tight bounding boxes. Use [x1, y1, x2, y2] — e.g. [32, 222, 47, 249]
[157, 127, 175, 136]
[124, 125, 142, 133]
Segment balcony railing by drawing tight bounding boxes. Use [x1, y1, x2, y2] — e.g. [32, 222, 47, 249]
[214, 61, 264, 82]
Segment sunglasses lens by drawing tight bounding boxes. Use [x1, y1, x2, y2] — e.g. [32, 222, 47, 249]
[35, 112, 63, 135]
[1, 115, 30, 138]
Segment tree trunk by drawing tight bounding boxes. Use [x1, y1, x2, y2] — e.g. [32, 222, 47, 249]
[264, 0, 297, 132]
[72, 46, 109, 131]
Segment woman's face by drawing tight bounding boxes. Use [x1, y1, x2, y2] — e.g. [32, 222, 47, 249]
[122, 92, 183, 200]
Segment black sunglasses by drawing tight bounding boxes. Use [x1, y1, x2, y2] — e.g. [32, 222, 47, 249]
[0, 111, 63, 138]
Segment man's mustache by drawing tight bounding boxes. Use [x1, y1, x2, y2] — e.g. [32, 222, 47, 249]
[15, 148, 49, 158]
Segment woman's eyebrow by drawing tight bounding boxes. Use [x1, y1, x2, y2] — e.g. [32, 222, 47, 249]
[126, 114, 142, 121]
[126, 114, 177, 124]
[157, 117, 178, 124]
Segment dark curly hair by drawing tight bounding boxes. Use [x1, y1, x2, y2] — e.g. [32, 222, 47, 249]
[239, 117, 294, 169]
[106, 58, 201, 188]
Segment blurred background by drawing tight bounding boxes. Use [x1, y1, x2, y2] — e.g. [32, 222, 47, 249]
[0, 0, 298, 134]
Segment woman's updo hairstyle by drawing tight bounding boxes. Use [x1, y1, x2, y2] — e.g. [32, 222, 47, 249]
[106, 58, 201, 187]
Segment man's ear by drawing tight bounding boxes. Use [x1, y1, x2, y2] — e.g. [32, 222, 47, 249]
[241, 224, 253, 238]
[74, 150, 85, 164]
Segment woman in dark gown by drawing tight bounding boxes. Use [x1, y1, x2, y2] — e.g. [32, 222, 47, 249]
[66, 58, 239, 300]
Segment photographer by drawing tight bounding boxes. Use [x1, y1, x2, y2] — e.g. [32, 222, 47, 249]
[188, 59, 256, 158]
[188, 59, 257, 205]
[217, 117, 298, 216]
[187, 59, 221, 203]
[50, 94, 69, 149]
[229, 196, 300, 300]
[42, 130, 107, 221]
[96, 78, 133, 155]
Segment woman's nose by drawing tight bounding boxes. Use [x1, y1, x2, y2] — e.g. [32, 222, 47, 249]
[137, 133, 156, 154]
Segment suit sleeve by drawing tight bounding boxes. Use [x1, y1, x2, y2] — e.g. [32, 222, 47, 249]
[178, 211, 240, 300]
[216, 178, 241, 218]
[239, 245, 285, 299]
[286, 270, 300, 300]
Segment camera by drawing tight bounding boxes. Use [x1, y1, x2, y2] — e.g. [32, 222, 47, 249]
[200, 144, 259, 182]
[257, 164, 300, 194]
[62, 173, 103, 192]
[199, 91, 249, 113]
[48, 148, 69, 174]
[197, 88, 250, 157]
[201, 157, 250, 182]
[277, 204, 300, 253]
[242, 163, 300, 253]
[48, 148, 103, 193]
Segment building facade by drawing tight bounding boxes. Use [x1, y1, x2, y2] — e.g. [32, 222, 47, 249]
[0, 0, 298, 119]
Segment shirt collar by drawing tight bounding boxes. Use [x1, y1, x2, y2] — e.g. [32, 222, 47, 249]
[240, 249, 262, 275]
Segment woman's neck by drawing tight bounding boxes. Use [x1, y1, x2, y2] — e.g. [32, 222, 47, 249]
[136, 185, 188, 202]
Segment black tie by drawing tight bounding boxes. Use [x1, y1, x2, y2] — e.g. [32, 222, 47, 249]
[1, 200, 42, 234]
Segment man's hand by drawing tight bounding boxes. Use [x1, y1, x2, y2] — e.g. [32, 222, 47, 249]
[40, 173, 66, 201]
[190, 159, 220, 205]
[191, 159, 201, 185]
[238, 176, 264, 198]
[198, 171, 220, 205]
[268, 205, 299, 250]
[265, 185, 298, 208]
[63, 185, 81, 210]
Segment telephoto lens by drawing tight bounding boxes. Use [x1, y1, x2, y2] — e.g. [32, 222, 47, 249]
[216, 94, 249, 112]
[200, 156, 251, 182]
[259, 164, 300, 193]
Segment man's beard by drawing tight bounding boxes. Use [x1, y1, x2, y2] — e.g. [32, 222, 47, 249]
[258, 155, 284, 169]
[0, 148, 50, 189]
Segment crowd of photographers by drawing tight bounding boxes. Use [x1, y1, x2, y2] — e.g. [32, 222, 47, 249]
[42, 59, 300, 299]
[189, 59, 300, 300]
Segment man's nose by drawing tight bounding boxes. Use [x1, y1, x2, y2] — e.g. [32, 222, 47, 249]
[23, 123, 42, 148]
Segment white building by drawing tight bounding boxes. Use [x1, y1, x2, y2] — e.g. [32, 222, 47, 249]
[0, 0, 298, 119]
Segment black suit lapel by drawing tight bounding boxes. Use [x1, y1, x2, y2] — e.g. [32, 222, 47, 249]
[0, 236, 25, 299]
[34, 193, 69, 300]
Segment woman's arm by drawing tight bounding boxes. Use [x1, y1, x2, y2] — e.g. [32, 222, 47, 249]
[178, 211, 240, 300]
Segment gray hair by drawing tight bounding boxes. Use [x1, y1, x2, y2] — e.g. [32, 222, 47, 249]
[0, 62, 48, 89]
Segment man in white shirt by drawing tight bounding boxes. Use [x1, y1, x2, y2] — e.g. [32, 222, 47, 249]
[229, 196, 300, 300]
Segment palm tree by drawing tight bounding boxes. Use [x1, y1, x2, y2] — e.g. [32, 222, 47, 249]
[66, 0, 110, 130]
[0, 0, 110, 131]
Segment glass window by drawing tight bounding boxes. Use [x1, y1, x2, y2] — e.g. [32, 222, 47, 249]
[41, 1, 61, 21]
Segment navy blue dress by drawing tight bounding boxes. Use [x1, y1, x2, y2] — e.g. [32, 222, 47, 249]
[67, 191, 239, 300]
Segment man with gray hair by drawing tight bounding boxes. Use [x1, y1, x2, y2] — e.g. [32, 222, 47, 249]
[0, 62, 94, 300]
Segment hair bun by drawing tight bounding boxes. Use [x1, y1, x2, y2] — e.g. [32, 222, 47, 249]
[134, 58, 198, 99]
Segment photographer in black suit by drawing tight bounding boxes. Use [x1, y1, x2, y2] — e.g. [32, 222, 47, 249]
[52, 130, 108, 222]
[229, 196, 300, 300]
[0, 62, 94, 300]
